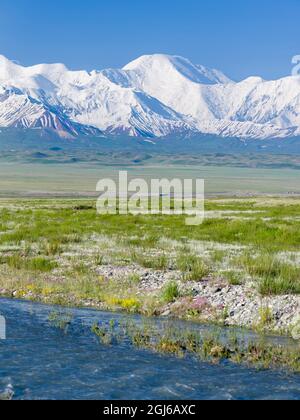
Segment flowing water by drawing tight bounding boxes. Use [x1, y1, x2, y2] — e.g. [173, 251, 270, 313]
[0, 298, 300, 400]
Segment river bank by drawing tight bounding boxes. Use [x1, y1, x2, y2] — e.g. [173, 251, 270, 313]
[1, 297, 300, 401]
[0, 263, 299, 338]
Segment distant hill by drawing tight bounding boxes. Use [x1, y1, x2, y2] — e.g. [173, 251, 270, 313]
[0, 128, 300, 157]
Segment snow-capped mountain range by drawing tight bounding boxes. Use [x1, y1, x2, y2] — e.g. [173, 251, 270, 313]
[0, 53, 300, 140]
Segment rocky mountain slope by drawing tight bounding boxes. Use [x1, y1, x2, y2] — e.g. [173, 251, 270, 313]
[0, 54, 299, 139]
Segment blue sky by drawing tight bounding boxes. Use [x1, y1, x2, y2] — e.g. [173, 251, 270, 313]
[1, 0, 299, 80]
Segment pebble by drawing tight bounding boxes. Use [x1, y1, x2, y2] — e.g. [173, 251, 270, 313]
[2, 261, 300, 335]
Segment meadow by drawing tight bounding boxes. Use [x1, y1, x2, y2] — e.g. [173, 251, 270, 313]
[0, 197, 299, 335]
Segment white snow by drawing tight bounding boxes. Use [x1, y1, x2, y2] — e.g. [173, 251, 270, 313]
[0, 53, 299, 139]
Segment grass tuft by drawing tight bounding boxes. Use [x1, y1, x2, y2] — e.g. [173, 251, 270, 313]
[161, 281, 180, 303]
[176, 253, 210, 282]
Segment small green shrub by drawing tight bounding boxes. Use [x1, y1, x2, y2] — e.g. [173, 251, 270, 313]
[236, 253, 300, 295]
[42, 241, 62, 256]
[224, 271, 243, 286]
[259, 276, 300, 296]
[0, 255, 57, 272]
[256, 306, 274, 330]
[131, 252, 169, 271]
[161, 282, 180, 303]
[176, 254, 210, 281]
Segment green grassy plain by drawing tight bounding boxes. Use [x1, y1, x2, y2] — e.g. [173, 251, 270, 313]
[0, 197, 299, 307]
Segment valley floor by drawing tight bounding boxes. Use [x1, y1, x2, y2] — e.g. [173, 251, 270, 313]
[1, 159, 300, 196]
[0, 197, 299, 338]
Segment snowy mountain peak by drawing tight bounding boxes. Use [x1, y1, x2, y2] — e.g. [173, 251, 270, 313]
[0, 54, 14, 65]
[123, 54, 232, 85]
[0, 53, 299, 140]
[0, 55, 68, 84]
[0, 55, 22, 80]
